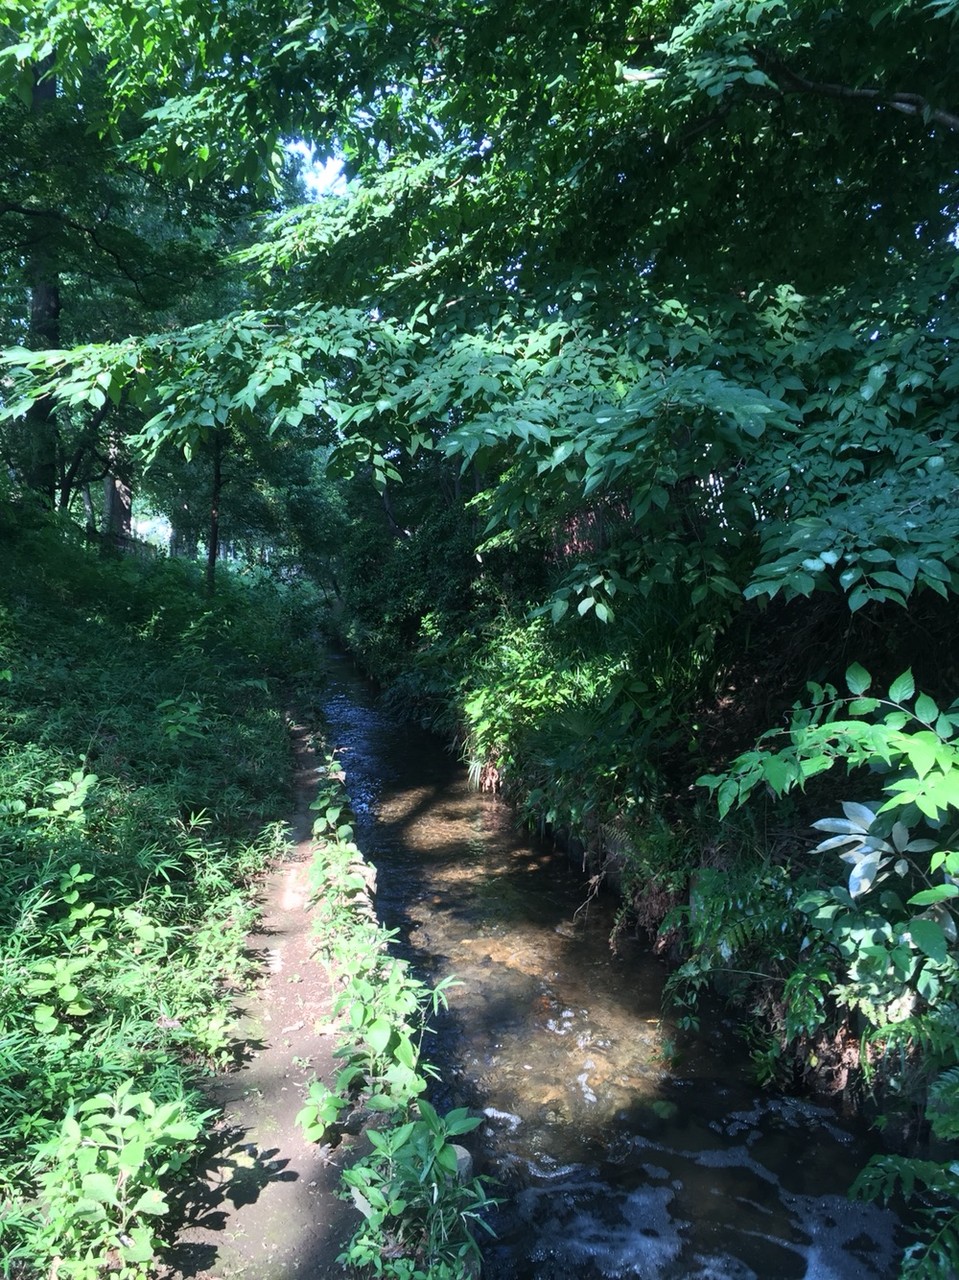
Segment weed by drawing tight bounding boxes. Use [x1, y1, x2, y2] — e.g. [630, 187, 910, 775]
[296, 751, 495, 1277]
[26, 1082, 210, 1279]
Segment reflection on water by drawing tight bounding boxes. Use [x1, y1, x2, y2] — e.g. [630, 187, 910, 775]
[319, 654, 899, 1279]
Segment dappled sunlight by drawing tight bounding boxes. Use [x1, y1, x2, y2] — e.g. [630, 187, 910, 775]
[321, 656, 902, 1279]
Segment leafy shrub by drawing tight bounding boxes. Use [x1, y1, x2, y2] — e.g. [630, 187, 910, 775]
[298, 752, 495, 1279]
[694, 663, 959, 1277]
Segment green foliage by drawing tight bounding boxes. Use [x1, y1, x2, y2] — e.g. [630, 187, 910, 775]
[697, 665, 959, 1277]
[382, 578, 730, 919]
[700, 665, 959, 822]
[305, 759, 459, 1114]
[25, 1083, 209, 1279]
[340, 1101, 493, 1280]
[297, 752, 494, 1278]
[5, 5, 959, 1277]
[664, 861, 812, 1033]
[853, 1138, 959, 1280]
[7, 1, 959, 651]
[695, 666, 959, 1042]
[0, 521, 309, 1274]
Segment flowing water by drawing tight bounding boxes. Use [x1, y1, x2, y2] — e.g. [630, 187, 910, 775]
[319, 653, 901, 1279]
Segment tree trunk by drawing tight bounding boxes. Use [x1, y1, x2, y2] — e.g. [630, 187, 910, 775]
[81, 484, 96, 533]
[170, 525, 198, 558]
[25, 275, 61, 505]
[206, 430, 224, 596]
[103, 472, 132, 540]
[23, 57, 61, 505]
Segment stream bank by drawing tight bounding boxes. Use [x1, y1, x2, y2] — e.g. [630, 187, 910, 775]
[162, 654, 903, 1279]
[318, 650, 902, 1279]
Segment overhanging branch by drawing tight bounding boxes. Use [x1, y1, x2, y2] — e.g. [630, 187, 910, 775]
[755, 50, 959, 134]
[0, 202, 150, 300]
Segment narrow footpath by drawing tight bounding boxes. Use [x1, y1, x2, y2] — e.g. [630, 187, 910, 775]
[163, 718, 354, 1280]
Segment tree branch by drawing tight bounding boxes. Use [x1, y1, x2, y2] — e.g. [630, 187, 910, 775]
[0, 202, 151, 300]
[61, 402, 112, 498]
[755, 51, 959, 134]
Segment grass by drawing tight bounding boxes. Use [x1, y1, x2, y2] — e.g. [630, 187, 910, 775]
[0, 513, 319, 1278]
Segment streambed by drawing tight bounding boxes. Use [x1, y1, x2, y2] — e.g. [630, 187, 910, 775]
[319, 653, 900, 1279]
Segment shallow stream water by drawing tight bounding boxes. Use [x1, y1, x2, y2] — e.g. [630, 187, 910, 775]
[319, 653, 900, 1279]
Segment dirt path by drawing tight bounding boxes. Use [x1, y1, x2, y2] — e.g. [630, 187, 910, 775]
[163, 718, 355, 1280]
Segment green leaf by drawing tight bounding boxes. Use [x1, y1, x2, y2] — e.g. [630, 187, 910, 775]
[845, 663, 871, 695]
[116, 1140, 148, 1175]
[919, 558, 951, 583]
[393, 1034, 418, 1071]
[442, 1111, 482, 1136]
[902, 733, 938, 779]
[935, 713, 956, 740]
[762, 755, 792, 794]
[849, 697, 880, 715]
[364, 1018, 393, 1055]
[82, 1172, 118, 1204]
[888, 670, 915, 703]
[163, 1120, 201, 1140]
[132, 1187, 168, 1216]
[896, 553, 920, 581]
[849, 851, 882, 898]
[118, 1226, 155, 1264]
[908, 918, 950, 963]
[915, 693, 940, 724]
[908, 885, 959, 906]
[389, 1122, 416, 1150]
[33, 1004, 59, 1033]
[416, 1098, 440, 1130]
[841, 800, 877, 830]
[365, 1094, 397, 1112]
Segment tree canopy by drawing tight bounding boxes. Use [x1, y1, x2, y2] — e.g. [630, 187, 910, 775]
[4, 0, 958, 620]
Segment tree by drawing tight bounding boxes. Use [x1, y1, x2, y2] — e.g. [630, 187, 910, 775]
[5, 3, 959, 1272]
[6, 0, 957, 610]
[0, 18, 260, 524]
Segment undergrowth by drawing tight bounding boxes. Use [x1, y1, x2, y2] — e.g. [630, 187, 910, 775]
[298, 749, 495, 1280]
[331, 567, 959, 1277]
[683, 666, 959, 1278]
[0, 517, 317, 1277]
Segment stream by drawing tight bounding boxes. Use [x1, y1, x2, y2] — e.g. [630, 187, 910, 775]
[318, 652, 901, 1279]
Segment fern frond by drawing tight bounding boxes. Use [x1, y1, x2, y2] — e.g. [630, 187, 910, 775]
[928, 1063, 959, 1141]
[857, 1152, 959, 1280]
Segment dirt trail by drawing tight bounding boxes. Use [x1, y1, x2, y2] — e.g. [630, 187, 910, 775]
[163, 719, 354, 1280]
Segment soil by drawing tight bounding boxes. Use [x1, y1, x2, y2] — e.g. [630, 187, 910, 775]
[161, 718, 356, 1280]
